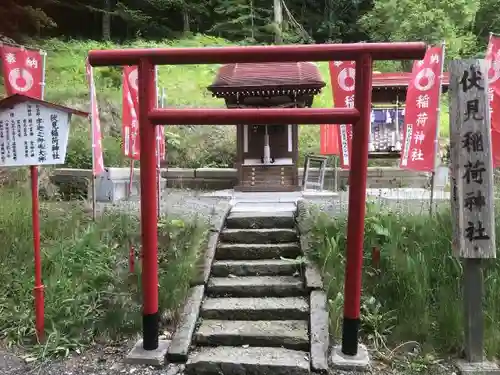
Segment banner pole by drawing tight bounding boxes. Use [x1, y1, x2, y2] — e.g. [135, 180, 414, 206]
[429, 41, 446, 215]
[32, 46, 47, 342]
[162, 87, 167, 187]
[155, 67, 162, 219]
[128, 158, 135, 274]
[89, 64, 98, 221]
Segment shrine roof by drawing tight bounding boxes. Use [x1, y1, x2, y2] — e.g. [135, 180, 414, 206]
[372, 72, 450, 89]
[0, 94, 88, 117]
[208, 62, 326, 96]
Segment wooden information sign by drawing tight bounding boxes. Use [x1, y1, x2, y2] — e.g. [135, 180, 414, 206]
[0, 100, 71, 167]
[449, 59, 496, 259]
[449, 59, 500, 372]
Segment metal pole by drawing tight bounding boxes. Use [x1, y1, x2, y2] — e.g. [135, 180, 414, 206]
[429, 41, 446, 216]
[138, 58, 159, 351]
[91, 175, 97, 220]
[162, 87, 167, 186]
[158, 87, 166, 218]
[87, 61, 98, 221]
[128, 159, 135, 274]
[155, 66, 161, 218]
[395, 96, 400, 148]
[341, 53, 373, 356]
[333, 156, 338, 191]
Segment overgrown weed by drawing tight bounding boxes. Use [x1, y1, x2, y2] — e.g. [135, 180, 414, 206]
[0, 187, 207, 358]
[303, 203, 500, 362]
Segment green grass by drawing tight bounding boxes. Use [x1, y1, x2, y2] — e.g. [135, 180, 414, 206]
[301, 203, 500, 362]
[1, 35, 451, 170]
[0, 186, 208, 358]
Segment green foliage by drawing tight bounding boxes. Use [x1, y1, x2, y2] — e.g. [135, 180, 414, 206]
[0, 1, 56, 40]
[0, 187, 207, 357]
[303, 204, 500, 358]
[210, 0, 272, 41]
[2, 0, 373, 45]
[358, 0, 480, 63]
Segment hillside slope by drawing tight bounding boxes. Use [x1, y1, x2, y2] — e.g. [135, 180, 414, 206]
[0, 35, 450, 169]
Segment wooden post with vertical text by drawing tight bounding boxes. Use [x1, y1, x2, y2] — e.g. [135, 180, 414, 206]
[449, 58, 496, 368]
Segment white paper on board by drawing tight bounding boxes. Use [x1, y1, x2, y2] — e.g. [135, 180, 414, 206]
[0, 101, 71, 167]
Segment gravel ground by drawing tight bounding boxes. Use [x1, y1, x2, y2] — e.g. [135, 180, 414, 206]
[96, 189, 232, 230]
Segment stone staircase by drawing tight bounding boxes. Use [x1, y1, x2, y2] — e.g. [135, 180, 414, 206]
[184, 207, 329, 375]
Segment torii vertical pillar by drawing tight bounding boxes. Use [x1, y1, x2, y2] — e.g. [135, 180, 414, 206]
[330, 53, 373, 370]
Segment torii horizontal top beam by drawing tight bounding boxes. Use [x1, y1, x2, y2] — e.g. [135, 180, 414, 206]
[88, 42, 427, 67]
[148, 107, 360, 125]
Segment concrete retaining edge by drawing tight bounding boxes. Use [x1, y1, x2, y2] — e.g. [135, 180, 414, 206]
[50, 167, 431, 199]
[167, 285, 205, 363]
[191, 205, 231, 287]
[310, 290, 330, 373]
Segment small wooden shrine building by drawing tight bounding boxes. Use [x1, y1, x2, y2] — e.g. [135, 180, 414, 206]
[207, 62, 325, 192]
[368, 72, 450, 156]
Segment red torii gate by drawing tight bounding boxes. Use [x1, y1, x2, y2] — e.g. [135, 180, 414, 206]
[88, 42, 426, 357]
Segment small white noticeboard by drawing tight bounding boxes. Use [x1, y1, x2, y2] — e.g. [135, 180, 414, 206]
[0, 99, 73, 167]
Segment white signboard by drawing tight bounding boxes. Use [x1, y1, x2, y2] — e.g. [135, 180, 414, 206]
[0, 101, 71, 167]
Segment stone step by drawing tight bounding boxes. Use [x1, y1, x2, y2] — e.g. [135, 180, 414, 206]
[185, 346, 310, 375]
[207, 276, 305, 297]
[211, 259, 303, 277]
[220, 228, 297, 244]
[201, 297, 309, 320]
[225, 211, 296, 229]
[194, 320, 309, 351]
[216, 243, 301, 260]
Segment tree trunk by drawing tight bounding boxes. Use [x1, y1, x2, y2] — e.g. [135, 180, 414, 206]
[401, 60, 413, 72]
[102, 0, 111, 41]
[273, 0, 283, 44]
[182, 7, 190, 34]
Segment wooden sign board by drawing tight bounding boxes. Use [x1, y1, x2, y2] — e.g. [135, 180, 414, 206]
[0, 101, 71, 167]
[449, 59, 496, 258]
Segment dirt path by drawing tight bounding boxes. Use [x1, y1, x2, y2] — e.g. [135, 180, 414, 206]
[1, 344, 457, 375]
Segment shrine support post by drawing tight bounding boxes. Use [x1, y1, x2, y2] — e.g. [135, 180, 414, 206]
[342, 53, 373, 356]
[138, 58, 160, 350]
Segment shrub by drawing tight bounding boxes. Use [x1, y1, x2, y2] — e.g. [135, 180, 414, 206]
[0, 187, 207, 357]
[302, 203, 500, 358]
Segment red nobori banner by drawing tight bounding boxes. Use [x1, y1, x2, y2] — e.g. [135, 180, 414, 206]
[85, 59, 105, 175]
[320, 62, 341, 155]
[329, 60, 356, 169]
[122, 66, 165, 161]
[0, 44, 43, 99]
[320, 124, 339, 155]
[485, 35, 500, 167]
[122, 65, 140, 160]
[400, 46, 443, 171]
[156, 125, 165, 161]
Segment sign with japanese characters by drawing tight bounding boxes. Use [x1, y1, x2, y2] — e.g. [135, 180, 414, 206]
[85, 59, 105, 175]
[329, 60, 355, 169]
[0, 44, 44, 99]
[400, 46, 443, 171]
[449, 59, 496, 258]
[485, 34, 500, 167]
[0, 101, 71, 167]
